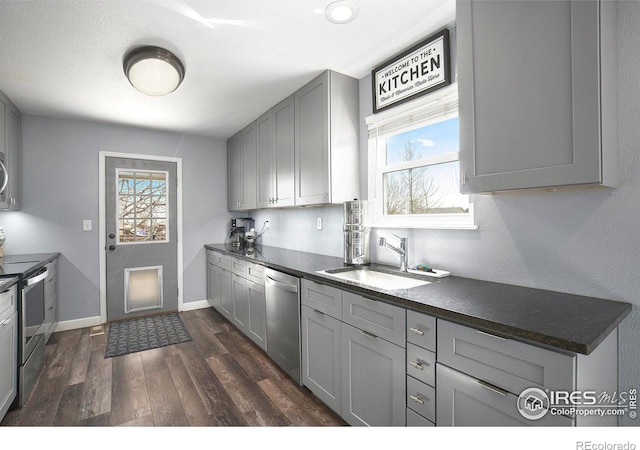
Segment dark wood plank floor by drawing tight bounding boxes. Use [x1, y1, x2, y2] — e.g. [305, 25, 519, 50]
[1, 307, 346, 427]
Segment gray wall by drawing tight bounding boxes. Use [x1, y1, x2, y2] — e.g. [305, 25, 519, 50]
[0, 115, 230, 322]
[254, 2, 640, 426]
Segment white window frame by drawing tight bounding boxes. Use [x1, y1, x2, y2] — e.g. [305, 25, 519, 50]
[366, 83, 477, 230]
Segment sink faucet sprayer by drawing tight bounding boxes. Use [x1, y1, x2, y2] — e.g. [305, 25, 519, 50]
[379, 234, 408, 272]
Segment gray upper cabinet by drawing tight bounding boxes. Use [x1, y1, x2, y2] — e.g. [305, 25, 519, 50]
[256, 95, 295, 208]
[294, 70, 359, 206]
[457, 0, 617, 193]
[0, 90, 21, 210]
[228, 122, 257, 211]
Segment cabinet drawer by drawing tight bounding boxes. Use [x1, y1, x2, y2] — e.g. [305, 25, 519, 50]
[0, 286, 17, 319]
[406, 343, 435, 387]
[342, 291, 406, 347]
[207, 251, 232, 271]
[406, 375, 435, 423]
[406, 408, 434, 427]
[246, 262, 265, 285]
[231, 257, 247, 277]
[206, 250, 217, 264]
[301, 279, 342, 319]
[437, 319, 575, 395]
[407, 310, 436, 351]
[436, 363, 573, 427]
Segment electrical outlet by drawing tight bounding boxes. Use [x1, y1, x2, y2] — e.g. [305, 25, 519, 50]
[83, 220, 92, 231]
[316, 217, 323, 230]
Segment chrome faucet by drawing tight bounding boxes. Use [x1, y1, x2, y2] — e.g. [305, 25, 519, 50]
[379, 234, 408, 272]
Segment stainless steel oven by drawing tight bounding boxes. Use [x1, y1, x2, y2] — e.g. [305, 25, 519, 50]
[19, 266, 48, 406]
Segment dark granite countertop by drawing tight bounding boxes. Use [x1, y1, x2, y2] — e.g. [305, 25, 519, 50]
[205, 244, 632, 355]
[0, 253, 61, 278]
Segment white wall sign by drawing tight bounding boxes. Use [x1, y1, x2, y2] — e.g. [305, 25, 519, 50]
[372, 29, 451, 113]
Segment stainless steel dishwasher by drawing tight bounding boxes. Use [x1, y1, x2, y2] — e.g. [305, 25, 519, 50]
[264, 267, 302, 385]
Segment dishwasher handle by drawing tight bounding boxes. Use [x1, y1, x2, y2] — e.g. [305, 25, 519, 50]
[265, 274, 299, 293]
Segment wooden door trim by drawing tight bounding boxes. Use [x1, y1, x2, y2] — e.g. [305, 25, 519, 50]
[98, 151, 183, 324]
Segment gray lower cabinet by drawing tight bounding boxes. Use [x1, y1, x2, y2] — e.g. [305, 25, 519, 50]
[231, 273, 249, 333]
[457, 0, 617, 193]
[301, 305, 342, 415]
[43, 258, 58, 343]
[437, 318, 620, 426]
[436, 363, 573, 427]
[246, 279, 266, 350]
[341, 322, 405, 426]
[207, 251, 267, 351]
[206, 262, 221, 308]
[219, 267, 233, 322]
[0, 285, 18, 421]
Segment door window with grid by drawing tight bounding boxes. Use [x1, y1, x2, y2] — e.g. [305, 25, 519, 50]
[117, 170, 169, 243]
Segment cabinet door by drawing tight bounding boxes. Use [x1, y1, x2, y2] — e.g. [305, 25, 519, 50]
[301, 305, 342, 415]
[273, 95, 295, 207]
[0, 310, 17, 421]
[240, 122, 257, 210]
[206, 263, 221, 308]
[458, 0, 609, 193]
[256, 110, 275, 208]
[227, 132, 243, 210]
[219, 268, 233, 321]
[341, 322, 405, 426]
[247, 280, 266, 350]
[295, 71, 330, 206]
[6, 102, 20, 210]
[436, 363, 573, 427]
[0, 94, 7, 210]
[231, 273, 249, 333]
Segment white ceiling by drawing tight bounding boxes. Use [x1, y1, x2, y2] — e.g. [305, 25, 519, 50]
[0, 0, 455, 139]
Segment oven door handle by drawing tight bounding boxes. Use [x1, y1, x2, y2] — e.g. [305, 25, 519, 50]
[25, 268, 48, 286]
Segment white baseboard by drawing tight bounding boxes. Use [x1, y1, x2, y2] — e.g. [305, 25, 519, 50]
[55, 316, 102, 332]
[181, 299, 211, 312]
[53, 301, 210, 333]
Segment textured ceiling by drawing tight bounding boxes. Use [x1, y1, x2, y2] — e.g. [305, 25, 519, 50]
[0, 0, 455, 139]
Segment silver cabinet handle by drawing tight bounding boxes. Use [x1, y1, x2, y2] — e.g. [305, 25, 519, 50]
[409, 327, 424, 336]
[409, 361, 424, 370]
[478, 380, 508, 397]
[361, 330, 377, 339]
[409, 395, 424, 405]
[477, 330, 507, 341]
[0, 319, 10, 327]
[264, 275, 299, 293]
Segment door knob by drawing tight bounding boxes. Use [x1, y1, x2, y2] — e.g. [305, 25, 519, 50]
[108, 245, 116, 251]
[108, 233, 116, 239]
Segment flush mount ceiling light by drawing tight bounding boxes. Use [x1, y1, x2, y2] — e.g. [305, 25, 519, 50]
[123, 46, 185, 96]
[325, 1, 359, 24]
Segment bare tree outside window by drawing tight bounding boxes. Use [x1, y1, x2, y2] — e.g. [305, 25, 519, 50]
[118, 171, 168, 242]
[384, 140, 444, 215]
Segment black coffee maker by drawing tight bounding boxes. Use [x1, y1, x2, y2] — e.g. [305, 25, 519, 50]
[230, 217, 255, 247]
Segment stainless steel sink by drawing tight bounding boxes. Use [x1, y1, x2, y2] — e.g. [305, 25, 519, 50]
[317, 267, 431, 290]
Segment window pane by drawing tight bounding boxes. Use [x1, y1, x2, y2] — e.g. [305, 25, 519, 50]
[117, 170, 169, 243]
[386, 117, 459, 165]
[384, 161, 469, 215]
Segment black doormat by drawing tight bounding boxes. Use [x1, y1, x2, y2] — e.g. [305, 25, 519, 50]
[104, 312, 192, 358]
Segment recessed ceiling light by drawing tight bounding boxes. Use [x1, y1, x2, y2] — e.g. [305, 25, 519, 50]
[325, 1, 359, 24]
[123, 46, 185, 96]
